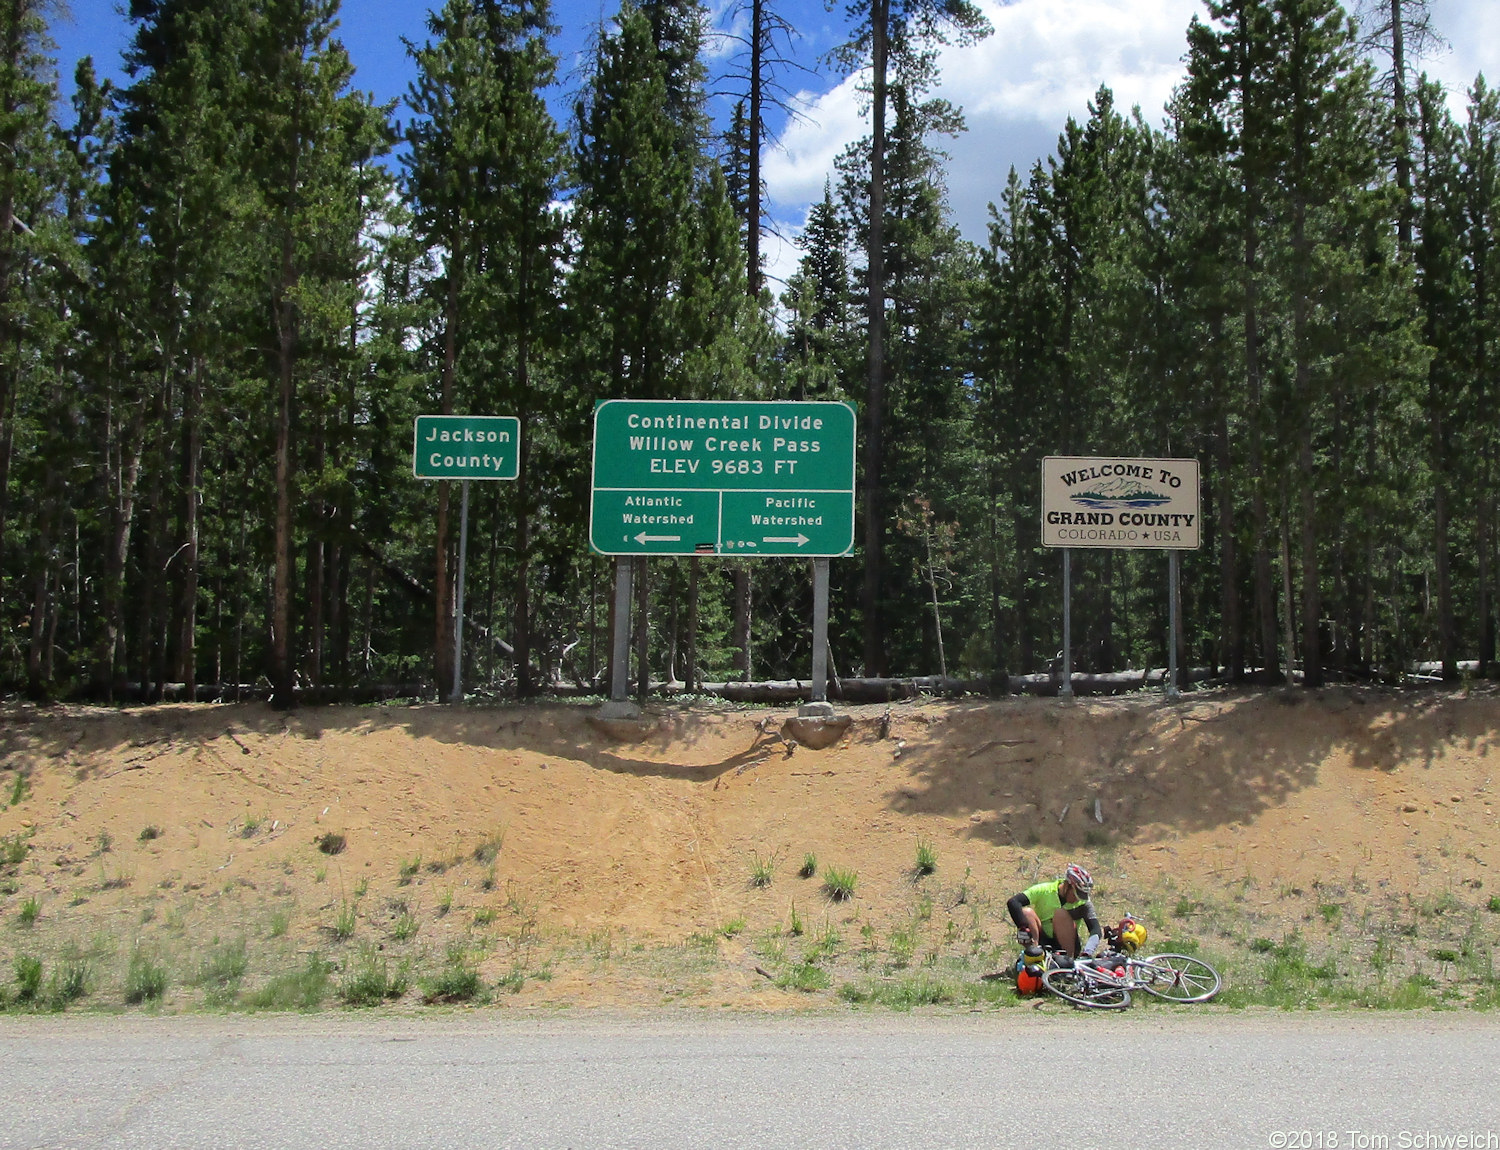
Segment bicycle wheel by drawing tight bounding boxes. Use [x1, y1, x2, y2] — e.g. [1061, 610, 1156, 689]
[1136, 953, 1221, 1002]
[1041, 966, 1132, 1010]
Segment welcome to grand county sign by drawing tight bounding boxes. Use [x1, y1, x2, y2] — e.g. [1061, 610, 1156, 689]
[1041, 456, 1201, 550]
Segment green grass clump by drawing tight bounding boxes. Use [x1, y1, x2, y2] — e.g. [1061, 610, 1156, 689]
[420, 946, 484, 1004]
[314, 831, 346, 855]
[191, 937, 249, 1006]
[749, 851, 776, 888]
[338, 948, 409, 1007]
[138, 825, 162, 842]
[2, 834, 29, 868]
[798, 852, 817, 879]
[840, 975, 957, 1010]
[472, 829, 505, 865]
[124, 947, 169, 1005]
[7, 772, 30, 807]
[473, 907, 496, 926]
[914, 839, 937, 876]
[822, 865, 858, 902]
[775, 961, 831, 993]
[46, 960, 91, 1010]
[392, 910, 419, 942]
[720, 917, 746, 938]
[17, 897, 39, 927]
[242, 955, 331, 1012]
[12, 955, 42, 1003]
[1488, 896, 1500, 914]
[333, 902, 357, 941]
[398, 856, 421, 885]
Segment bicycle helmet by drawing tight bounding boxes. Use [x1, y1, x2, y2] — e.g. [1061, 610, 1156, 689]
[1064, 862, 1094, 895]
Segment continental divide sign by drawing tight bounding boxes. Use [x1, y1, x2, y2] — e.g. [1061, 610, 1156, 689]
[1041, 457, 1200, 550]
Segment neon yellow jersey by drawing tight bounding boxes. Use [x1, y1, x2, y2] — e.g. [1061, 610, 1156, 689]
[1024, 879, 1085, 927]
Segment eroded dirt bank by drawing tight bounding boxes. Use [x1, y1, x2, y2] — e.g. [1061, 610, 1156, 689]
[1, 689, 1497, 1011]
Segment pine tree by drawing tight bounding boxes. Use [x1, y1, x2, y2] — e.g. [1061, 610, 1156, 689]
[246, 0, 388, 706]
[0, 0, 69, 687]
[828, 0, 990, 674]
[405, 0, 566, 697]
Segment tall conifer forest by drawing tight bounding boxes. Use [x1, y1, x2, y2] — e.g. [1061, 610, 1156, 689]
[2, 0, 1496, 700]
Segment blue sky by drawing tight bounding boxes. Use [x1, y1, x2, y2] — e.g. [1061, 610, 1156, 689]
[45, 0, 1500, 290]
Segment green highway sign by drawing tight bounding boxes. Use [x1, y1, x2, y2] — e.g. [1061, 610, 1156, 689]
[590, 399, 857, 556]
[413, 415, 520, 480]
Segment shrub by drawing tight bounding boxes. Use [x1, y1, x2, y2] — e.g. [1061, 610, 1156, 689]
[315, 832, 346, 856]
[138, 825, 162, 842]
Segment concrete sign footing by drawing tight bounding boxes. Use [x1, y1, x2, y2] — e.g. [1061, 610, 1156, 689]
[588, 700, 657, 743]
[783, 713, 851, 749]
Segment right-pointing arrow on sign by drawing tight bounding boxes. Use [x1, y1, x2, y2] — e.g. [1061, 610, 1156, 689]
[635, 532, 681, 544]
[763, 534, 811, 547]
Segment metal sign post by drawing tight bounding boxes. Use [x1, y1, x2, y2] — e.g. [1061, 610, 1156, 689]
[589, 400, 857, 710]
[1040, 457, 1200, 701]
[1168, 550, 1180, 700]
[609, 557, 633, 703]
[1062, 548, 1073, 698]
[810, 558, 830, 702]
[413, 415, 520, 704]
[452, 479, 470, 703]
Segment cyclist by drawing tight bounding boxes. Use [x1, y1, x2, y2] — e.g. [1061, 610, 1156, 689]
[1007, 862, 1103, 960]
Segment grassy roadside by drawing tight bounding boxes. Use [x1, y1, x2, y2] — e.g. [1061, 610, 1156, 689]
[4, 831, 1498, 1015]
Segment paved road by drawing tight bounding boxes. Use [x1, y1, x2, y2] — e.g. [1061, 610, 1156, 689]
[2, 1011, 1498, 1149]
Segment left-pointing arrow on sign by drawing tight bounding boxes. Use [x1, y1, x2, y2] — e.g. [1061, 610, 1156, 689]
[763, 534, 811, 547]
[635, 533, 682, 544]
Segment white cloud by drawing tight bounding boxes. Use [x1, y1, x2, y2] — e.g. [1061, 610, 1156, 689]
[763, 0, 1204, 270]
[762, 0, 1500, 296]
[1425, 0, 1500, 114]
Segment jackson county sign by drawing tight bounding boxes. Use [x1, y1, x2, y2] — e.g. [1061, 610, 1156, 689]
[1041, 456, 1201, 550]
[413, 416, 520, 480]
[590, 399, 857, 557]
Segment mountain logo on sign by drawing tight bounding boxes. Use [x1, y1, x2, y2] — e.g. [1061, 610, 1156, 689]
[1070, 477, 1172, 509]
